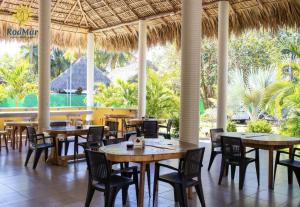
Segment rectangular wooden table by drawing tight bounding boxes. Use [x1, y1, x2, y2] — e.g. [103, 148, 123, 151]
[218, 132, 300, 189]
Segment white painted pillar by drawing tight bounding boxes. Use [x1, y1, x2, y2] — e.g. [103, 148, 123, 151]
[86, 33, 94, 123]
[179, 0, 202, 144]
[137, 20, 147, 118]
[217, 1, 229, 129]
[38, 0, 51, 130]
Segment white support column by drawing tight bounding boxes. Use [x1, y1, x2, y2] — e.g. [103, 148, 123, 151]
[217, 1, 229, 129]
[137, 20, 147, 118]
[38, 0, 51, 130]
[86, 33, 94, 123]
[180, 0, 202, 144]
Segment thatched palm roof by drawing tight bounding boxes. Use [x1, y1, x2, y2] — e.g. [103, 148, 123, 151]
[51, 57, 110, 92]
[0, 0, 299, 51]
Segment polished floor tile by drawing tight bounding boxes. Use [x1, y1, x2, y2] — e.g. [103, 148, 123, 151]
[0, 141, 298, 207]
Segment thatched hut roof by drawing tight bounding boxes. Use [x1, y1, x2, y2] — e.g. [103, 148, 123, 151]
[51, 57, 110, 92]
[0, 0, 299, 51]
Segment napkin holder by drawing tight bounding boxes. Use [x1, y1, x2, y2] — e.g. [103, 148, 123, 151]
[133, 137, 144, 149]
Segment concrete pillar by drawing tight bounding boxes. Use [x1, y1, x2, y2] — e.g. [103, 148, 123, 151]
[217, 1, 229, 129]
[38, 0, 51, 130]
[137, 20, 147, 118]
[86, 33, 94, 123]
[179, 0, 202, 144]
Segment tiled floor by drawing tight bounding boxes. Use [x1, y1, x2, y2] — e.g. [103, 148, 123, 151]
[0, 140, 300, 207]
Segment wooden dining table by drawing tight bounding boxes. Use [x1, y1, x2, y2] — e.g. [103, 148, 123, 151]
[99, 138, 200, 207]
[4, 121, 38, 152]
[46, 125, 109, 166]
[218, 132, 300, 189]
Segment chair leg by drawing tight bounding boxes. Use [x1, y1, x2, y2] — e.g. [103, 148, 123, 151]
[231, 165, 236, 180]
[44, 148, 48, 162]
[152, 164, 159, 206]
[84, 183, 95, 207]
[58, 141, 63, 156]
[24, 149, 33, 166]
[208, 150, 217, 171]
[133, 170, 139, 204]
[4, 134, 8, 153]
[179, 185, 188, 207]
[255, 149, 260, 185]
[195, 183, 206, 207]
[122, 186, 129, 205]
[33, 149, 43, 169]
[173, 184, 181, 205]
[218, 159, 226, 185]
[274, 151, 280, 183]
[108, 187, 119, 207]
[239, 163, 247, 190]
[0, 134, 2, 152]
[293, 169, 300, 187]
[146, 164, 151, 197]
[65, 141, 70, 156]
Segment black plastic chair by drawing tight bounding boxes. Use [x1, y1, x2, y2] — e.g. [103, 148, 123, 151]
[143, 120, 158, 138]
[208, 128, 223, 171]
[24, 126, 54, 169]
[123, 119, 137, 141]
[153, 148, 206, 207]
[274, 148, 300, 186]
[77, 126, 104, 157]
[159, 119, 173, 139]
[84, 149, 139, 207]
[50, 121, 73, 156]
[218, 136, 260, 189]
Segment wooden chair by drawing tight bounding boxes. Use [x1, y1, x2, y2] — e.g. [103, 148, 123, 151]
[123, 119, 136, 141]
[0, 131, 9, 153]
[218, 136, 260, 189]
[153, 148, 206, 207]
[24, 126, 54, 169]
[84, 149, 139, 207]
[208, 128, 224, 171]
[274, 148, 300, 186]
[159, 119, 173, 139]
[143, 120, 158, 138]
[77, 126, 104, 151]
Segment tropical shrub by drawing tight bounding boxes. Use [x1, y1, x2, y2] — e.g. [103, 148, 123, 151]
[246, 120, 272, 133]
[280, 110, 300, 137]
[227, 121, 237, 132]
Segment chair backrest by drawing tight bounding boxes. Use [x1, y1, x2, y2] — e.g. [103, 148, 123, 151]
[143, 120, 158, 138]
[181, 147, 205, 178]
[26, 126, 37, 146]
[221, 136, 244, 161]
[50, 121, 67, 127]
[85, 149, 110, 182]
[210, 128, 224, 143]
[87, 126, 104, 147]
[106, 121, 118, 132]
[166, 119, 173, 133]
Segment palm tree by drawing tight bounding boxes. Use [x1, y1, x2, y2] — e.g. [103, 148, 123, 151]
[228, 68, 275, 120]
[0, 59, 37, 107]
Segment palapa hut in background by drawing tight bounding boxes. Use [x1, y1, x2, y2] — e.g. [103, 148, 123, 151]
[51, 57, 110, 93]
[0, 0, 299, 51]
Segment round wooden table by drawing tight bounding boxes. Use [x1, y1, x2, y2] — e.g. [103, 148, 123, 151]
[100, 139, 200, 207]
[4, 121, 38, 152]
[219, 132, 300, 189]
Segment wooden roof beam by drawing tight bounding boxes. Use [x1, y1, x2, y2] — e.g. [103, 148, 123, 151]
[64, 1, 78, 24]
[77, 0, 90, 27]
[51, 0, 62, 16]
[82, 0, 109, 27]
[122, 0, 140, 18]
[101, 0, 124, 23]
[256, 0, 264, 9]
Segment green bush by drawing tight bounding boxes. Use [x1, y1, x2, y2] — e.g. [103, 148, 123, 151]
[246, 120, 272, 133]
[171, 116, 179, 138]
[227, 121, 237, 132]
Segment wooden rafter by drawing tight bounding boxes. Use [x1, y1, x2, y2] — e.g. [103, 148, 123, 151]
[0, 0, 7, 7]
[64, 1, 78, 24]
[256, 0, 264, 8]
[77, 0, 90, 27]
[229, 2, 236, 14]
[144, 0, 156, 14]
[101, 0, 123, 23]
[82, 0, 108, 27]
[51, 0, 62, 15]
[165, 0, 175, 10]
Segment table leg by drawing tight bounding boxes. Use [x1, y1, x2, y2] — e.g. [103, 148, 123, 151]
[288, 146, 294, 184]
[268, 149, 274, 189]
[19, 127, 23, 152]
[138, 162, 146, 207]
[12, 127, 17, 150]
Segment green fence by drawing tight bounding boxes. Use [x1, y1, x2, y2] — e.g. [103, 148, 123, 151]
[0, 94, 86, 107]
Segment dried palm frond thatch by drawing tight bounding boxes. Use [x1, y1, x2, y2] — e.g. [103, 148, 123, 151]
[0, 0, 299, 51]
